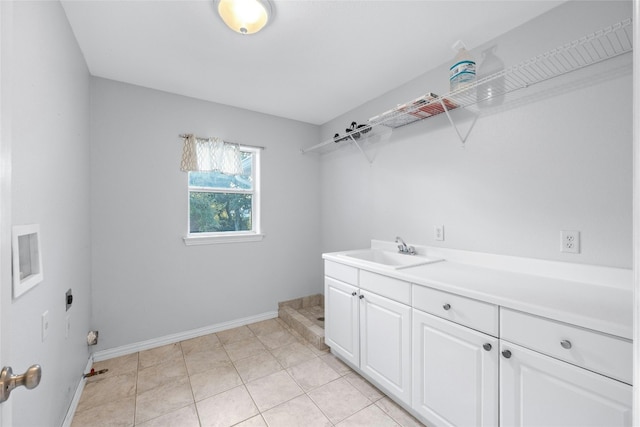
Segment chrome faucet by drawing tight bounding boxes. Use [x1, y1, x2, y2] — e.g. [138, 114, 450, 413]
[395, 236, 416, 255]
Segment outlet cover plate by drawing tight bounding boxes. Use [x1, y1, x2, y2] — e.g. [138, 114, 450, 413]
[434, 225, 445, 241]
[561, 230, 580, 254]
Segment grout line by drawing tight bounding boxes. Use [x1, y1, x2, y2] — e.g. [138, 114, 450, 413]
[132, 352, 139, 426]
[179, 341, 201, 427]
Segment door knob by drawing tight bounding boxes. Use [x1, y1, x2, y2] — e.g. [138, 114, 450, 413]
[483, 343, 492, 351]
[359, 295, 364, 299]
[351, 292, 357, 296]
[443, 303, 451, 311]
[501, 350, 512, 359]
[0, 364, 42, 403]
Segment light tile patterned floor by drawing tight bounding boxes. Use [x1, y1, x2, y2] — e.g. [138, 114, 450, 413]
[71, 318, 425, 427]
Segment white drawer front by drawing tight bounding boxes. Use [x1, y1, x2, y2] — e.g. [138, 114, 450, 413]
[412, 285, 498, 336]
[501, 308, 632, 384]
[359, 270, 411, 305]
[325, 261, 358, 285]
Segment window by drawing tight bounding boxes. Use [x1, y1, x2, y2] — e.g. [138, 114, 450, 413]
[184, 147, 262, 245]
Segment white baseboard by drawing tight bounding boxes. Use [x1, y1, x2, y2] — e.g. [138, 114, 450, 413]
[61, 356, 94, 427]
[92, 311, 278, 362]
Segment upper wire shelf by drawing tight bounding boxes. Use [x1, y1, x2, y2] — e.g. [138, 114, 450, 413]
[302, 18, 633, 156]
[448, 17, 633, 110]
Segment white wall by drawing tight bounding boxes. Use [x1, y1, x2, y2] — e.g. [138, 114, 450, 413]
[90, 78, 322, 351]
[319, 0, 633, 269]
[1, 0, 633, 424]
[10, 2, 91, 426]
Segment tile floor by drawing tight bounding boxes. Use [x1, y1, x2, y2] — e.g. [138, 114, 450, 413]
[71, 318, 425, 427]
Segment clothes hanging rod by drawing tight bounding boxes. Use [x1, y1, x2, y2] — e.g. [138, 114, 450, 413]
[178, 134, 265, 150]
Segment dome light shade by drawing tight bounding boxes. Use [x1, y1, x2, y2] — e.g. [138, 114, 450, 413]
[216, 0, 272, 35]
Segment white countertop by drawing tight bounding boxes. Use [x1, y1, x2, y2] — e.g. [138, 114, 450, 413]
[323, 242, 633, 340]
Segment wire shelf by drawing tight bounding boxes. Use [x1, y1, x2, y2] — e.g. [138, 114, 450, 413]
[448, 18, 633, 109]
[302, 18, 633, 156]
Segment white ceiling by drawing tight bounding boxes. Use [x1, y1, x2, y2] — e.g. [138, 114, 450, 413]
[61, 0, 566, 125]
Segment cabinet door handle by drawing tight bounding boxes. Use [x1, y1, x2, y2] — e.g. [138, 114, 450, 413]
[442, 303, 451, 311]
[483, 343, 492, 351]
[560, 340, 572, 349]
[351, 292, 357, 296]
[501, 350, 512, 359]
[359, 295, 364, 299]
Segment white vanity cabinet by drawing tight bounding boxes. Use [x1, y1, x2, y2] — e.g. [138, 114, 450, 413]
[500, 342, 632, 426]
[412, 286, 499, 427]
[324, 262, 413, 406]
[359, 271, 412, 405]
[324, 261, 359, 367]
[324, 254, 633, 427]
[500, 308, 633, 427]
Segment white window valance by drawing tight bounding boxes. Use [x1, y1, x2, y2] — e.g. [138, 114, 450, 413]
[180, 134, 243, 175]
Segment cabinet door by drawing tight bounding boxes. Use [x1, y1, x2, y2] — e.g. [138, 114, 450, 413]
[500, 342, 632, 427]
[360, 290, 411, 405]
[324, 276, 359, 366]
[412, 309, 498, 427]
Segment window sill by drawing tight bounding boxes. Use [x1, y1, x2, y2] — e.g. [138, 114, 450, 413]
[183, 233, 265, 246]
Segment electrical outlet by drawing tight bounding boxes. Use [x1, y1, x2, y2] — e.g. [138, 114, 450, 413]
[66, 289, 73, 311]
[41, 310, 50, 342]
[434, 225, 445, 241]
[561, 230, 580, 254]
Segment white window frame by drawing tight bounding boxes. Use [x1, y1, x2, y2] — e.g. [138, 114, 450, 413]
[183, 146, 263, 246]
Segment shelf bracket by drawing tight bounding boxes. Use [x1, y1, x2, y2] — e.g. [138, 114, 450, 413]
[439, 98, 473, 147]
[349, 135, 373, 164]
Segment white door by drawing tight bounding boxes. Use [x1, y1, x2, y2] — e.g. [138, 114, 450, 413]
[324, 277, 359, 366]
[359, 290, 411, 405]
[0, 3, 39, 424]
[412, 309, 498, 427]
[0, 1, 9, 425]
[500, 342, 632, 427]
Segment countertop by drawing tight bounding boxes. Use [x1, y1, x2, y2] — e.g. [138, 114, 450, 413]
[323, 243, 633, 340]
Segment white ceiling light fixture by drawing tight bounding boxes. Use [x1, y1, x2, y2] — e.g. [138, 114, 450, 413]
[216, 0, 272, 35]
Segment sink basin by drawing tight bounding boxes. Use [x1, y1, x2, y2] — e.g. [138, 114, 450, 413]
[338, 249, 442, 270]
